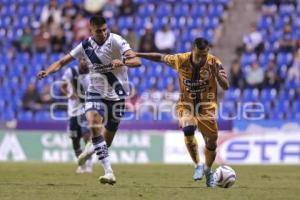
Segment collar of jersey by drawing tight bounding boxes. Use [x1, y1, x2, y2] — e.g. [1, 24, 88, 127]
[91, 33, 110, 47]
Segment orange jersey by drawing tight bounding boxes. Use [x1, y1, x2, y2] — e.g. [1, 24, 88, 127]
[164, 52, 224, 111]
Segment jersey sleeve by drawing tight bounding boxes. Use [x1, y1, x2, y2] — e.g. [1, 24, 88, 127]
[69, 43, 83, 59]
[163, 54, 181, 70]
[113, 34, 131, 55]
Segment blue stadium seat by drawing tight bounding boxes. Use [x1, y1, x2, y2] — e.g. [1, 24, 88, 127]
[156, 3, 172, 17]
[208, 4, 224, 17]
[240, 53, 257, 67]
[257, 16, 273, 30]
[285, 79, 299, 89]
[292, 101, 300, 113]
[17, 111, 33, 121]
[1, 109, 15, 121]
[278, 89, 296, 101]
[275, 101, 290, 113]
[34, 111, 50, 121]
[191, 5, 207, 17]
[159, 112, 173, 121]
[224, 88, 241, 101]
[242, 89, 259, 101]
[277, 53, 293, 67]
[260, 88, 277, 101]
[174, 4, 189, 17]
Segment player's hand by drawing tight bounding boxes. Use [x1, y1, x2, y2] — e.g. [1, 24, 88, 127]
[124, 52, 137, 60]
[111, 59, 124, 69]
[37, 70, 48, 80]
[210, 63, 218, 76]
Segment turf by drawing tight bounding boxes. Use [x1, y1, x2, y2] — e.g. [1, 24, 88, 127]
[0, 163, 299, 200]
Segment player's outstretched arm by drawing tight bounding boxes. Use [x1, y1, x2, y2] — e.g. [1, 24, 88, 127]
[135, 52, 165, 63]
[37, 54, 74, 80]
[123, 50, 141, 67]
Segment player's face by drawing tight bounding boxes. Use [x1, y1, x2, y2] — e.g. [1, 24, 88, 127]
[192, 47, 208, 63]
[90, 24, 108, 42]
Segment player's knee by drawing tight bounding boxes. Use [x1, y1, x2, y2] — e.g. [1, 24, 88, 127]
[183, 125, 196, 136]
[206, 142, 217, 151]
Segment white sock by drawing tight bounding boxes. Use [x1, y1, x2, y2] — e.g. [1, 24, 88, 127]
[101, 157, 113, 174]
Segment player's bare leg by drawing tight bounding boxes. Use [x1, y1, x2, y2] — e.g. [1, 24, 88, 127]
[179, 111, 204, 181]
[103, 129, 116, 147]
[86, 110, 116, 185]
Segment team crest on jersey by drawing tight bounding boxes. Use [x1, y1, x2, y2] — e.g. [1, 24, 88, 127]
[200, 69, 210, 80]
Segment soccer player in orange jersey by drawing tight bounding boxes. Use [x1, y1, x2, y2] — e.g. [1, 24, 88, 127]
[133, 37, 229, 187]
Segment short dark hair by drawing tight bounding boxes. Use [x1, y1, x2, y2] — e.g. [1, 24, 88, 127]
[89, 15, 107, 26]
[193, 37, 210, 51]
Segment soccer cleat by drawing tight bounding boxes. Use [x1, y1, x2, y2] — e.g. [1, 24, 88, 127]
[205, 169, 216, 188]
[193, 164, 204, 181]
[76, 166, 85, 174]
[78, 142, 94, 166]
[98, 173, 116, 185]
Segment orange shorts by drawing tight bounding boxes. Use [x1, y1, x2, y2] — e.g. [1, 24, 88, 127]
[176, 102, 218, 139]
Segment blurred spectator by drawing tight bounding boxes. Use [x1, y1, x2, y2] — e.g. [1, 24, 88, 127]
[278, 24, 295, 53]
[229, 59, 245, 89]
[40, 0, 62, 25]
[40, 85, 55, 110]
[288, 51, 300, 82]
[111, 24, 121, 34]
[102, 0, 119, 18]
[62, 0, 80, 21]
[261, 0, 277, 16]
[164, 83, 179, 102]
[139, 24, 157, 52]
[45, 16, 61, 37]
[73, 13, 89, 42]
[148, 85, 163, 103]
[126, 89, 142, 112]
[241, 24, 264, 56]
[119, 0, 136, 16]
[155, 25, 176, 54]
[245, 62, 264, 89]
[50, 27, 67, 52]
[14, 27, 33, 53]
[33, 25, 50, 53]
[61, 15, 73, 47]
[263, 60, 282, 90]
[22, 83, 42, 111]
[124, 28, 139, 50]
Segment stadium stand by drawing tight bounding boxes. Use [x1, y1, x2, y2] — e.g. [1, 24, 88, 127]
[4, 0, 299, 122]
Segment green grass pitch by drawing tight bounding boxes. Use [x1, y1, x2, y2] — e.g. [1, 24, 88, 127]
[0, 162, 299, 200]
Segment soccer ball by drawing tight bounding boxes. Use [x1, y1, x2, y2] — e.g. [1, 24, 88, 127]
[214, 165, 236, 188]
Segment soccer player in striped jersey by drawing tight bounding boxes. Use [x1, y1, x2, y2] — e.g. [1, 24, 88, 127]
[37, 15, 141, 185]
[61, 57, 93, 173]
[133, 38, 229, 187]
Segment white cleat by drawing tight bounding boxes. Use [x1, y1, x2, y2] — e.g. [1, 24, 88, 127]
[98, 173, 116, 185]
[76, 166, 85, 174]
